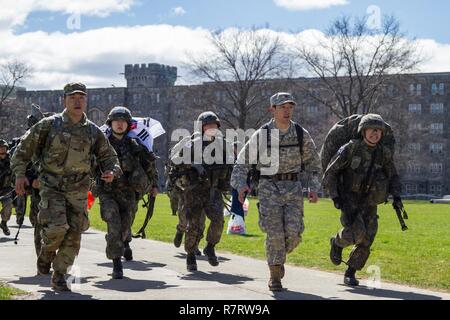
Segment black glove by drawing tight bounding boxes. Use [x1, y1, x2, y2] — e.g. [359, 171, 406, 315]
[332, 197, 342, 210]
[392, 196, 403, 209]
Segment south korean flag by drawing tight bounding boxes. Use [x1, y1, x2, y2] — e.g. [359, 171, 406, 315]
[100, 117, 165, 152]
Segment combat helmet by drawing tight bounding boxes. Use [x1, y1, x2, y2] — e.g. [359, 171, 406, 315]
[357, 113, 386, 135]
[0, 139, 8, 149]
[106, 106, 132, 127]
[196, 111, 221, 133]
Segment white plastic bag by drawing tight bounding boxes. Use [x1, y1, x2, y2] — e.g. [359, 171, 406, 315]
[227, 214, 246, 235]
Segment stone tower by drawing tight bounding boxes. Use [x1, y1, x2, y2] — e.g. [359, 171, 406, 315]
[124, 63, 177, 88]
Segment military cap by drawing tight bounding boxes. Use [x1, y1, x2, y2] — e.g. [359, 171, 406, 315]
[64, 82, 87, 96]
[270, 92, 297, 107]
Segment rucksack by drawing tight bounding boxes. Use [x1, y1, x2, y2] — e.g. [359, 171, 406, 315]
[320, 114, 395, 172]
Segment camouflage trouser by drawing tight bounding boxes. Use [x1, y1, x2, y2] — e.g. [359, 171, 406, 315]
[334, 205, 378, 270]
[176, 192, 206, 234]
[29, 187, 42, 256]
[38, 177, 90, 275]
[99, 191, 136, 260]
[168, 189, 179, 215]
[183, 187, 224, 254]
[0, 195, 13, 222]
[257, 179, 305, 266]
[14, 195, 27, 222]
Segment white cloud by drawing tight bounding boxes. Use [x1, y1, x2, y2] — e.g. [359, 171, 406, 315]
[273, 0, 349, 11]
[0, 25, 448, 90]
[0, 0, 135, 29]
[170, 6, 187, 17]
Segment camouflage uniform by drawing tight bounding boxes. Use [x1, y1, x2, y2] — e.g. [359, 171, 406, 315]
[0, 151, 13, 229]
[231, 119, 321, 266]
[323, 114, 402, 285]
[11, 109, 121, 278]
[96, 134, 158, 260]
[170, 112, 234, 270]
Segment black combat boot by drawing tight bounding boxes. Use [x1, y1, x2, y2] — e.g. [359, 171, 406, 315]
[330, 237, 343, 266]
[51, 272, 70, 292]
[173, 231, 183, 248]
[186, 253, 197, 271]
[0, 221, 10, 236]
[112, 258, 123, 279]
[344, 267, 359, 286]
[203, 243, 219, 267]
[268, 265, 283, 291]
[123, 241, 133, 261]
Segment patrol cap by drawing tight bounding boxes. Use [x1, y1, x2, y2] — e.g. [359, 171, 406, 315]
[64, 82, 87, 96]
[270, 92, 296, 107]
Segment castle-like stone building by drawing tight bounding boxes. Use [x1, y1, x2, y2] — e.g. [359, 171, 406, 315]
[1, 63, 448, 196]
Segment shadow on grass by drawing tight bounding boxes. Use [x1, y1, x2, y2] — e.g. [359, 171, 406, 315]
[97, 260, 166, 271]
[341, 285, 443, 300]
[180, 271, 254, 285]
[93, 277, 177, 292]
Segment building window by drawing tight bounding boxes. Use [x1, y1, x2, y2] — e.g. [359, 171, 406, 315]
[429, 163, 443, 174]
[432, 83, 445, 95]
[0, 117, 7, 133]
[430, 143, 443, 154]
[406, 163, 421, 174]
[409, 123, 422, 131]
[430, 123, 444, 135]
[409, 84, 422, 95]
[407, 143, 421, 153]
[430, 103, 444, 114]
[405, 184, 418, 194]
[430, 185, 442, 195]
[408, 104, 421, 114]
[307, 105, 318, 113]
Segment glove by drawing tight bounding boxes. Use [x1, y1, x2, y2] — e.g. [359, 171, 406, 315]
[393, 196, 403, 209]
[332, 197, 342, 210]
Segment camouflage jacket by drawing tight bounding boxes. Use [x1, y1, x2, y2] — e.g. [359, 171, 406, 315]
[170, 133, 235, 192]
[11, 110, 121, 182]
[96, 134, 158, 195]
[323, 139, 402, 205]
[230, 119, 322, 193]
[0, 155, 12, 194]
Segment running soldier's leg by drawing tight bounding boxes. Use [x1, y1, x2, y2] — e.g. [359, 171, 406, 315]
[99, 193, 123, 259]
[347, 206, 379, 270]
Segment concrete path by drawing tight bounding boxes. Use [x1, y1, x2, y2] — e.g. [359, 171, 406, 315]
[0, 219, 448, 300]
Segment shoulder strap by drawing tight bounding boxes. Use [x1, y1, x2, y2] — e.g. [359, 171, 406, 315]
[294, 123, 305, 172]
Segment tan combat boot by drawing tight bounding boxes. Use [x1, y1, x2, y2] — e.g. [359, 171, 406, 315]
[268, 265, 283, 291]
[51, 272, 71, 292]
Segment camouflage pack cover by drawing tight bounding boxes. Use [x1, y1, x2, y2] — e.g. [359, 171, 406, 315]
[320, 114, 395, 172]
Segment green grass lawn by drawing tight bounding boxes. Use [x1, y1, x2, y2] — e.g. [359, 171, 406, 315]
[88, 195, 450, 292]
[0, 283, 26, 300]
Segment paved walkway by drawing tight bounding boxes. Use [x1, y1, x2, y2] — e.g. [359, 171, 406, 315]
[0, 219, 448, 300]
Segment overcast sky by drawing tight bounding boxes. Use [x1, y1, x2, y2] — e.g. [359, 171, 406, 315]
[1, 0, 449, 90]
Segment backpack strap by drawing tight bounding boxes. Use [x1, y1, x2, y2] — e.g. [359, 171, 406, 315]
[294, 123, 305, 172]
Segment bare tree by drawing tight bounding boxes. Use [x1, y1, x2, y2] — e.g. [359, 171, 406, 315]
[292, 15, 422, 119]
[187, 28, 292, 129]
[0, 60, 32, 109]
